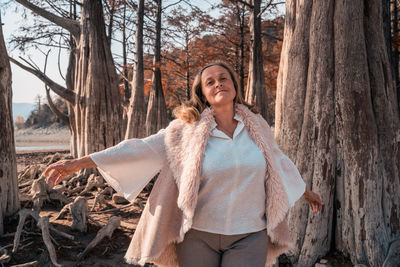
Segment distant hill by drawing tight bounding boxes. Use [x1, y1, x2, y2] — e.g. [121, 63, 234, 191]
[12, 103, 35, 121]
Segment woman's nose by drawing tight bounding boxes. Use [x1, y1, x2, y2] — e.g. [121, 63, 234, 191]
[215, 81, 222, 88]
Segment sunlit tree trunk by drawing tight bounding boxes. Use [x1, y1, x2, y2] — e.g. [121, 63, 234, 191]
[276, 0, 400, 266]
[125, 0, 146, 139]
[245, 0, 268, 120]
[14, 0, 123, 158]
[0, 18, 19, 235]
[146, 0, 169, 135]
[74, 0, 123, 156]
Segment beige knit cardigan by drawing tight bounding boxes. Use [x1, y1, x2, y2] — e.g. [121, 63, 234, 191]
[124, 104, 300, 267]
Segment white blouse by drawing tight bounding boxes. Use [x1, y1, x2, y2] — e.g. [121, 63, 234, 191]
[90, 115, 306, 233]
[191, 114, 267, 234]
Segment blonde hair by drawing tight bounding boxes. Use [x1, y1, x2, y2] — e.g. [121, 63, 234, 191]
[173, 62, 258, 123]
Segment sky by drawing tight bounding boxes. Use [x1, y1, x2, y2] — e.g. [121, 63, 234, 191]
[3, 5, 72, 104]
[2, 1, 284, 104]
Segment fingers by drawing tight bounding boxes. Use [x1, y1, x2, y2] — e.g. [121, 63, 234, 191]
[45, 169, 59, 185]
[309, 198, 323, 213]
[45, 168, 66, 185]
[43, 164, 56, 177]
[54, 174, 65, 185]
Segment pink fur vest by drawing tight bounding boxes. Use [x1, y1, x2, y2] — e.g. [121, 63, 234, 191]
[124, 104, 295, 267]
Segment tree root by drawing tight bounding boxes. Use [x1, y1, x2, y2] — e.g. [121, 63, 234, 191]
[90, 203, 134, 214]
[0, 248, 11, 265]
[13, 209, 38, 253]
[78, 216, 120, 260]
[30, 176, 71, 211]
[54, 203, 72, 220]
[12, 208, 74, 261]
[382, 238, 400, 267]
[8, 260, 39, 267]
[91, 191, 108, 211]
[37, 216, 61, 267]
[91, 187, 113, 211]
[79, 174, 104, 195]
[71, 197, 88, 232]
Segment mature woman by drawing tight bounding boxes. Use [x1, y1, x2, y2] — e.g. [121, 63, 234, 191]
[44, 62, 323, 267]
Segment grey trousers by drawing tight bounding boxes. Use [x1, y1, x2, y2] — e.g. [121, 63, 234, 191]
[176, 228, 268, 267]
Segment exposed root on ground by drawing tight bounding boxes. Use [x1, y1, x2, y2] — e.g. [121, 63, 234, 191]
[78, 216, 121, 260]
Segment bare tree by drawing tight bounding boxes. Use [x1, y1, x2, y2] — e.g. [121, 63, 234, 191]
[12, 0, 123, 158]
[125, 0, 146, 139]
[145, 0, 169, 135]
[0, 15, 20, 235]
[244, 0, 268, 120]
[276, 0, 400, 266]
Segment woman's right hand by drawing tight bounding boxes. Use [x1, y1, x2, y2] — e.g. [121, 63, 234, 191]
[43, 155, 97, 185]
[43, 159, 81, 185]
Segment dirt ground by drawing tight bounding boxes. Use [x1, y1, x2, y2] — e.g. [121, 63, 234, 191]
[1, 150, 154, 267]
[1, 150, 353, 267]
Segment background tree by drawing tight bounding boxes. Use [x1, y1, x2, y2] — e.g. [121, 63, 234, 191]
[244, 0, 268, 120]
[276, 0, 400, 266]
[125, 0, 146, 139]
[145, 0, 169, 135]
[0, 15, 19, 235]
[12, 0, 123, 157]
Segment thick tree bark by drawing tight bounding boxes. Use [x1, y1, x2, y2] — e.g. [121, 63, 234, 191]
[245, 0, 268, 120]
[74, 0, 123, 156]
[392, 0, 400, 115]
[14, 0, 123, 158]
[125, 0, 146, 139]
[276, 0, 400, 266]
[146, 0, 169, 136]
[0, 19, 20, 235]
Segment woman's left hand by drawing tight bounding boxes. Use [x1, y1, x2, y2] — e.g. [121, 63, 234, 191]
[302, 186, 323, 213]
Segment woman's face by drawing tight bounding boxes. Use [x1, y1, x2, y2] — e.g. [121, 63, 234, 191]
[201, 65, 236, 108]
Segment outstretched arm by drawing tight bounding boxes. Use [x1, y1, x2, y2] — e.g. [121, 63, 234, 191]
[44, 156, 97, 185]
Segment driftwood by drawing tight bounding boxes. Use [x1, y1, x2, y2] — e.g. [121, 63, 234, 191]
[78, 216, 120, 260]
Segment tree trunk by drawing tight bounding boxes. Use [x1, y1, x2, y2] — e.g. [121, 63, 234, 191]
[146, 0, 169, 136]
[0, 18, 20, 235]
[392, 0, 400, 115]
[74, 0, 123, 156]
[14, 0, 123, 158]
[125, 0, 146, 139]
[276, 1, 400, 266]
[245, 0, 268, 120]
[122, 2, 130, 103]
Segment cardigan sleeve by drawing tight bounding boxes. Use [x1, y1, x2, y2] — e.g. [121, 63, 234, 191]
[90, 128, 166, 202]
[272, 142, 306, 207]
[257, 114, 306, 207]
